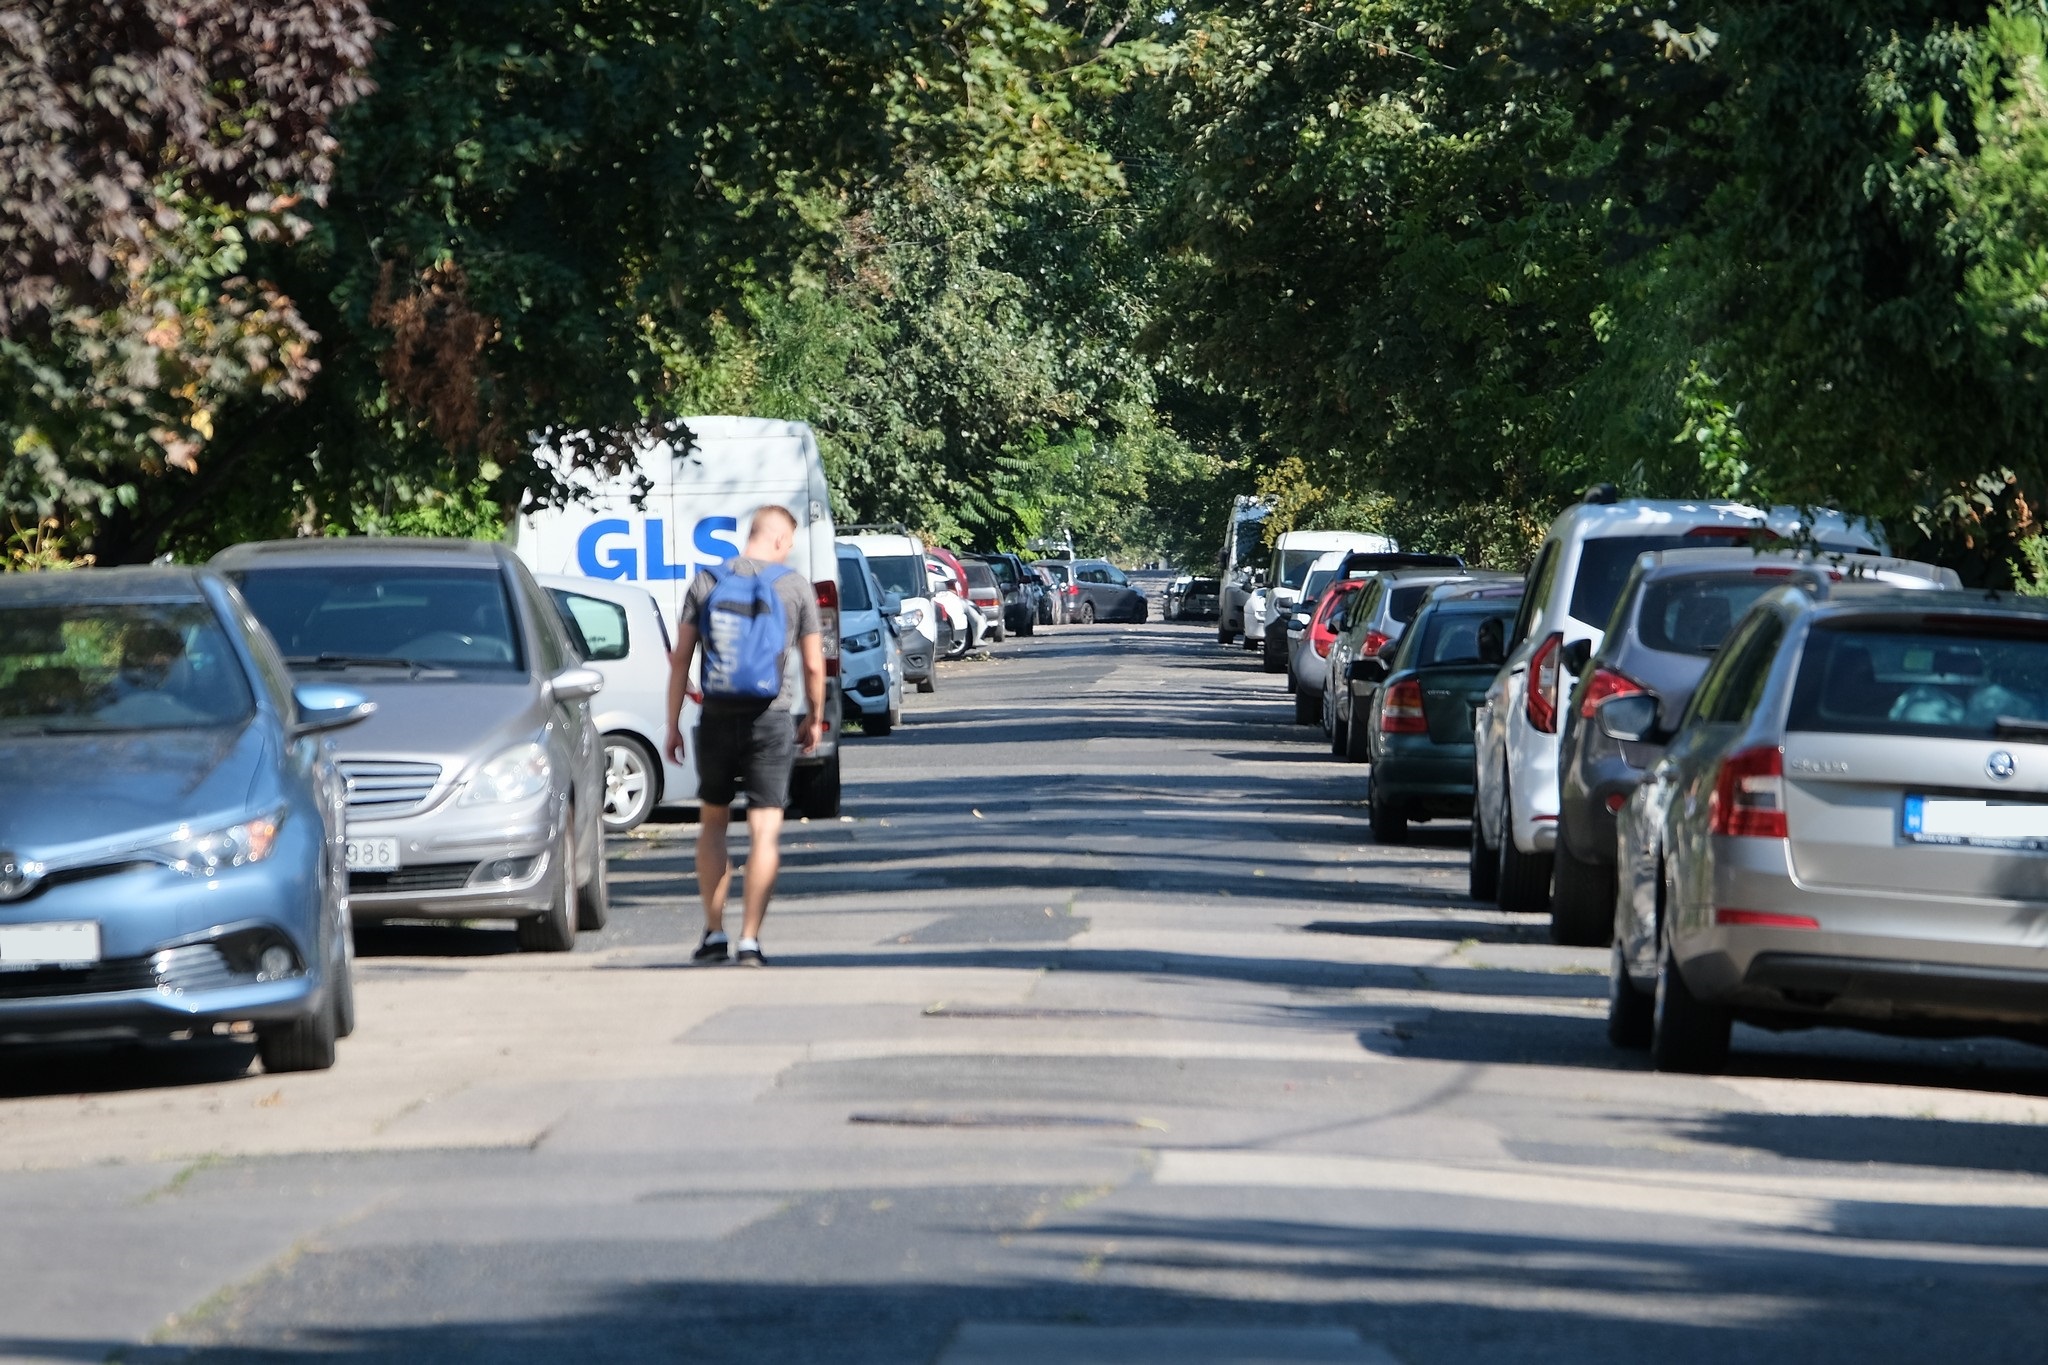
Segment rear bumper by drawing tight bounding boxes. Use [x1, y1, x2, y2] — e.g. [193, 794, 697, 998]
[1373, 742, 1478, 809]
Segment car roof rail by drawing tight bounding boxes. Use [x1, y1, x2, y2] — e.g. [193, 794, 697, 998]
[840, 522, 912, 536]
[1338, 551, 1465, 574]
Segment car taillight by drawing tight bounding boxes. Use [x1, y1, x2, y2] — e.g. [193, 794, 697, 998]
[1381, 678, 1427, 733]
[1709, 745, 1786, 838]
[1361, 630, 1391, 657]
[1715, 908, 1818, 929]
[816, 579, 840, 677]
[1526, 632, 1563, 734]
[1577, 666, 1645, 718]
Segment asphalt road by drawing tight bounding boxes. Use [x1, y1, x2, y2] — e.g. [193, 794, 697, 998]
[7, 611, 2048, 1362]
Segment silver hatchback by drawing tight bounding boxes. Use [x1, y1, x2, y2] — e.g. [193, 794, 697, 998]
[215, 539, 609, 953]
[1612, 586, 2048, 1071]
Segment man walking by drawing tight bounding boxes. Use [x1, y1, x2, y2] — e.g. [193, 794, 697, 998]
[663, 505, 827, 967]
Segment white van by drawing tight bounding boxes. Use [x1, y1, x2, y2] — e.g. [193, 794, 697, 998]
[1260, 530, 1396, 671]
[514, 416, 843, 817]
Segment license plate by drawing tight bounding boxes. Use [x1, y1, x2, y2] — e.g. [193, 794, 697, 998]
[345, 836, 401, 871]
[0, 921, 101, 969]
[1902, 795, 2048, 850]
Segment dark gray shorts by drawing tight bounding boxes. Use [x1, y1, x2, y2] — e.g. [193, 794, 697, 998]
[695, 703, 796, 808]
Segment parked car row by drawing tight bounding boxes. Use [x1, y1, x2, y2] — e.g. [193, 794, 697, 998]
[1228, 490, 2048, 1079]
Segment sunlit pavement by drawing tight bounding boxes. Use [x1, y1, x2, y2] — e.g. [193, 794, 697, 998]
[7, 614, 2048, 1363]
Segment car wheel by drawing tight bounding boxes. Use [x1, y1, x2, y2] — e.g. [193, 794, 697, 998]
[517, 824, 578, 953]
[1369, 777, 1408, 844]
[1550, 836, 1615, 947]
[790, 754, 842, 819]
[990, 622, 1005, 643]
[599, 734, 659, 833]
[1217, 625, 1232, 645]
[331, 926, 356, 1040]
[1330, 712, 1349, 756]
[1019, 615, 1035, 637]
[1081, 602, 1096, 625]
[1344, 706, 1372, 762]
[258, 960, 342, 1074]
[916, 676, 935, 694]
[1468, 794, 1500, 901]
[862, 710, 893, 737]
[1293, 688, 1320, 726]
[1262, 636, 1287, 673]
[576, 821, 610, 932]
[1495, 783, 1554, 914]
[1608, 939, 1654, 1049]
[1651, 903, 1732, 1073]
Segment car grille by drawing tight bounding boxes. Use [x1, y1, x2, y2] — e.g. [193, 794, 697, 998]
[349, 862, 478, 895]
[340, 760, 443, 817]
[0, 943, 234, 1000]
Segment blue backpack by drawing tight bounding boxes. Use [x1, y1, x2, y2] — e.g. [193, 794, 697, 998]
[698, 561, 793, 702]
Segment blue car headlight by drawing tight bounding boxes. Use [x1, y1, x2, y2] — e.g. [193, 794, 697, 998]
[460, 742, 552, 805]
[843, 629, 883, 653]
[150, 809, 285, 876]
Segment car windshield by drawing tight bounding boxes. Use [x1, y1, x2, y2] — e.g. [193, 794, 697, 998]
[1635, 574, 1785, 656]
[1275, 549, 1324, 590]
[836, 559, 873, 612]
[233, 565, 524, 671]
[866, 554, 927, 598]
[1787, 618, 2048, 737]
[0, 601, 253, 733]
[1412, 606, 1517, 667]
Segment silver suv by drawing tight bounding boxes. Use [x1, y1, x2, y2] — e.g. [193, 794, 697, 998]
[216, 539, 609, 952]
[1611, 587, 2048, 1073]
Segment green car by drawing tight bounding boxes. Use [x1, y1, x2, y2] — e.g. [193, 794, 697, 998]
[1359, 583, 1524, 842]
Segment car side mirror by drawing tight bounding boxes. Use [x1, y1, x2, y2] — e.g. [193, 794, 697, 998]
[1596, 694, 1662, 744]
[1560, 638, 1594, 677]
[1349, 656, 1389, 685]
[548, 666, 605, 702]
[880, 590, 903, 615]
[291, 683, 375, 737]
[1476, 619, 1506, 665]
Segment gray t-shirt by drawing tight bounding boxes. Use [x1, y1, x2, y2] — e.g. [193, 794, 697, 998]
[682, 556, 821, 710]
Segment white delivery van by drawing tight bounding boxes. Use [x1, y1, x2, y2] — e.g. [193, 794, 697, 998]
[1259, 530, 1396, 671]
[513, 416, 843, 817]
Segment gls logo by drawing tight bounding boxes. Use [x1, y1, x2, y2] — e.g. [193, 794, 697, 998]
[576, 517, 742, 581]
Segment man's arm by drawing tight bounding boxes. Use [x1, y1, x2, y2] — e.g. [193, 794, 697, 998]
[664, 620, 699, 765]
[799, 633, 827, 754]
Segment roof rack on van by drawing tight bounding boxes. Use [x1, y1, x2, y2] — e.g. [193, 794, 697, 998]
[1338, 551, 1465, 574]
[1581, 483, 1620, 505]
[841, 522, 912, 536]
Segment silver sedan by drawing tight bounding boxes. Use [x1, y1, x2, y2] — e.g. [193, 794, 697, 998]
[1611, 586, 2048, 1072]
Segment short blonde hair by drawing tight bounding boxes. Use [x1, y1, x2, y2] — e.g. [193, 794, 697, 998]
[748, 505, 797, 539]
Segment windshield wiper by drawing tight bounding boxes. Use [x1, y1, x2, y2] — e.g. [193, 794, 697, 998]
[285, 652, 420, 675]
[1995, 716, 2048, 739]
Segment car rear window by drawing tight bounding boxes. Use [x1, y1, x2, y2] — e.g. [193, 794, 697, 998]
[837, 558, 873, 612]
[1388, 585, 1432, 625]
[1635, 575, 1785, 656]
[1414, 605, 1517, 666]
[963, 562, 997, 589]
[1572, 533, 1872, 626]
[984, 557, 1019, 587]
[1189, 578, 1219, 593]
[1787, 618, 2048, 738]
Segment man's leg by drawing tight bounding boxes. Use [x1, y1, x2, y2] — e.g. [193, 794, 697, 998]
[738, 805, 784, 943]
[696, 803, 734, 933]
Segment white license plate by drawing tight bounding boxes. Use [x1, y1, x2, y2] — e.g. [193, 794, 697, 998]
[1903, 796, 2048, 849]
[0, 921, 101, 969]
[344, 836, 401, 871]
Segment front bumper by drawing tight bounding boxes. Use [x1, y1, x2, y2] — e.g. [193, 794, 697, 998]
[344, 792, 560, 922]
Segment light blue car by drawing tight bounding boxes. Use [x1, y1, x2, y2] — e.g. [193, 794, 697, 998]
[837, 541, 905, 735]
[0, 567, 372, 1072]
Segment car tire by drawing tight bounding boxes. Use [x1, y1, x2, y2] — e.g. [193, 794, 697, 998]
[1018, 615, 1035, 637]
[576, 822, 610, 932]
[258, 963, 341, 1073]
[1218, 625, 1233, 645]
[1293, 688, 1320, 726]
[1330, 712, 1349, 756]
[1262, 636, 1287, 673]
[1081, 602, 1096, 625]
[862, 710, 893, 737]
[1651, 907, 1732, 1073]
[1343, 705, 1373, 762]
[1549, 836, 1615, 947]
[1468, 795, 1500, 902]
[599, 734, 660, 833]
[1495, 784, 1554, 915]
[916, 677, 935, 694]
[1608, 939, 1654, 1049]
[517, 825, 578, 953]
[990, 622, 1005, 644]
[331, 931, 356, 1040]
[790, 754, 841, 819]
[1369, 777, 1408, 844]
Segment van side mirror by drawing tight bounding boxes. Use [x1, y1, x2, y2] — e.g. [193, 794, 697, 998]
[880, 590, 903, 616]
[1476, 618, 1506, 665]
[1597, 694, 1663, 744]
[1561, 638, 1593, 677]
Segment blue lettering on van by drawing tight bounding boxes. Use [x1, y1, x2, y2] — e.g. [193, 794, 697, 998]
[644, 518, 688, 580]
[577, 519, 636, 579]
[694, 515, 742, 561]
